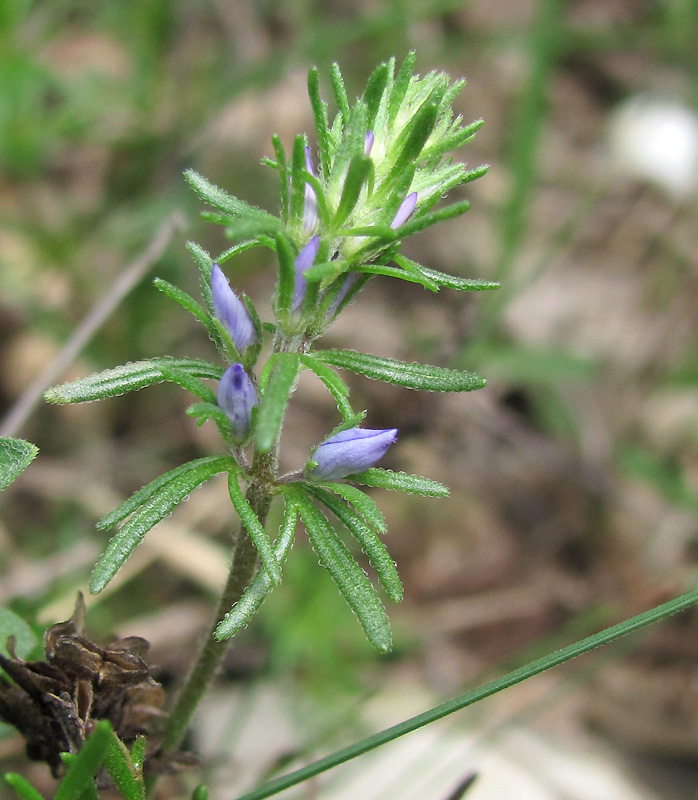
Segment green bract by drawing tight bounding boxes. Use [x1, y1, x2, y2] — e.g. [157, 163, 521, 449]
[45, 56, 495, 651]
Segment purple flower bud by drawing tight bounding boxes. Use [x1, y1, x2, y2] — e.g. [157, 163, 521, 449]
[211, 264, 257, 353]
[390, 191, 418, 229]
[218, 363, 258, 443]
[364, 130, 375, 156]
[292, 235, 320, 314]
[303, 146, 318, 234]
[309, 426, 398, 481]
[325, 271, 358, 319]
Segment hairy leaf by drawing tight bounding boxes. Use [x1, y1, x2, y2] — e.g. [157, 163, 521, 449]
[227, 472, 282, 585]
[45, 358, 224, 404]
[0, 437, 38, 491]
[256, 353, 301, 453]
[299, 355, 353, 419]
[289, 486, 392, 652]
[306, 485, 402, 602]
[318, 481, 387, 534]
[314, 349, 486, 392]
[215, 496, 297, 640]
[348, 467, 450, 497]
[91, 457, 235, 593]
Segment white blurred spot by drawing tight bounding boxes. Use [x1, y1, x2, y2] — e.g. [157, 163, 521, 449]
[608, 96, 698, 198]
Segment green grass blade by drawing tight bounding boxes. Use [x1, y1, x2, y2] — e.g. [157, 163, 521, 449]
[232, 586, 698, 800]
[215, 496, 297, 640]
[45, 358, 224, 404]
[314, 349, 486, 392]
[255, 353, 300, 453]
[290, 486, 392, 652]
[227, 472, 282, 585]
[349, 468, 449, 497]
[91, 457, 234, 593]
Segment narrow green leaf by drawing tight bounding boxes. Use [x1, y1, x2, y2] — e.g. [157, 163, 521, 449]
[227, 472, 281, 585]
[306, 485, 402, 602]
[389, 51, 416, 125]
[216, 239, 268, 264]
[0, 437, 38, 491]
[223, 215, 281, 241]
[290, 134, 307, 224]
[97, 457, 232, 531]
[192, 787, 209, 800]
[186, 241, 215, 314]
[103, 729, 144, 800]
[330, 62, 350, 124]
[314, 349, 486, 392]
[348, 467, 449, 498]
[290, 487, 392, 652]
[397, 200, 471, 239]
[393, 255, 500, 292]
[185, 169, 276, 223]
[153, 278, 218, 339]
[158, 365, 217, 404]
[256, 353, 300, 453]
[318, 481, 387, 534]
[274, 232, 296, 318]
[215, 496, 297, 640]
[91, 457, 234, 593]
[54, 721, 112, 800]
[308, 67, 331, 177]
[186, 402, 234, 445]
[272, 135, 289, 224]
[299, 355, 353, 419]
[4, 775, 45, 800]
[420, 118, 484, 161]
[382, 101, 438, 195]
[363, 61, 389, 131]
[131, 736, 146, 775]
[332, 155, 373, 230]
[354, 263, 438, 290]
[45, 358, 224, 404]
[0, 607, 37, 660]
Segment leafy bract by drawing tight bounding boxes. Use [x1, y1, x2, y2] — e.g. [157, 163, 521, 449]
[215, 496, 297, 640]
[287, 486, 392, 652]
[91, 456, 235, 593]
[255, 353, 301, 453]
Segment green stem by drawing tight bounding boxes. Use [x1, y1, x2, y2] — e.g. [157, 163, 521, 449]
[159, 523, 262, 755]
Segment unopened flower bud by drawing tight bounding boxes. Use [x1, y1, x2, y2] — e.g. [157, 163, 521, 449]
[390, 192, 418, 229]
[218, 363, 258, 443]
[292, 235, 320, 313]
[308, 426, 398, 481]
[303, 146, 318, 234]
[364, 130, 375, 156]
[211, 264, 257, 353]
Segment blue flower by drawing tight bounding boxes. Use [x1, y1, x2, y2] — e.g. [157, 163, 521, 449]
[211, 264, 257, 353]
[390, 192, 417, 229]
[292, 234, 320, 314]
[218, 363, 258, 443]
[308, 426, 398, 481]
[364, 130, 375, 156]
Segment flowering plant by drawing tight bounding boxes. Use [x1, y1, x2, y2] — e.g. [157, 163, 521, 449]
[40, 53, 496, 791]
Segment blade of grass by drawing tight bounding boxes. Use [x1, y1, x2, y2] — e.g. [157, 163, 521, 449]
[232, 585, 698, 800]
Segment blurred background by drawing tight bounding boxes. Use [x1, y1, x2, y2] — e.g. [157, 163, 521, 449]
[2, 0, 698, 798]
